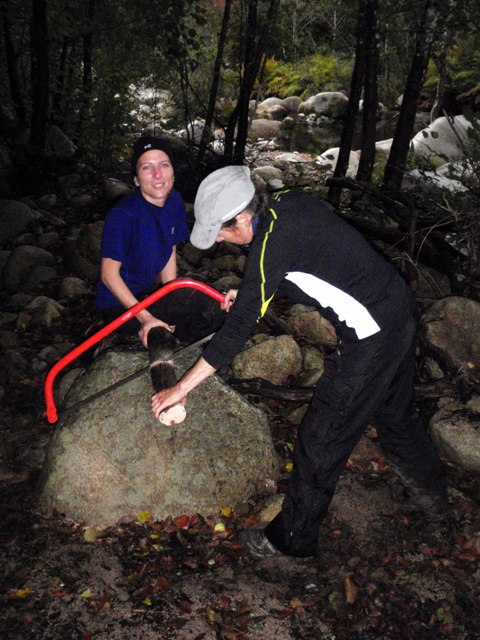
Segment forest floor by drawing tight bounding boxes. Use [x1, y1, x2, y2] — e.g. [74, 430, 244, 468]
[1, 375, 480, 640]
[1, 173, 480, 639]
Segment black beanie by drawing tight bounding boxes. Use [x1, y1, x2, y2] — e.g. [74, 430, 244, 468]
[131, 135, 174, 176]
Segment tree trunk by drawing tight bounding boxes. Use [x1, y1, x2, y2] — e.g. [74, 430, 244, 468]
[30, 0, 50, 150]
[233, 0, 280, 164]
[356, 0, 380, 183]
[224, 0, 280, 165]
[51, 37, 69, 127]
[2, 7, 27, 129]
[382, 0, 440, 195]
[196, 0, 233, 168]
[75, 0, 95, 141]
[327, 0, 368, 208]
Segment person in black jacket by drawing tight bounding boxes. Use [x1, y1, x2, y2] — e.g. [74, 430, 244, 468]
[151, 165, 450, 559]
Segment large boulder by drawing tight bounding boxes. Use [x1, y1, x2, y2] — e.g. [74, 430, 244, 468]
[248, 119, 282, 140]
[303, 92, 349, 119]
[46, 125, 78, 158]
[0, 199, 41, 248]
[2, 245, 55, 293]
[286, 304, 338, 350]
[410, 115, 473, 166]
[63, 221, 103, 282]
[315, 147, 360, 178]
[429, 398, 480, 472]
[37, 345, 279, 526]
[231, 335, 302, 385]
[420, 296, 480, 386]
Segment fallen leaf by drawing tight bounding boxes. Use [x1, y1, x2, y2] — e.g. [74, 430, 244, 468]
[328, 590, 344, 612]
[8, 588, 31, 600]
[290, 597, 302, 608]
[136, 511, 152, 524]
[344, 573, 359, 605]
[174, 514, 191, 529]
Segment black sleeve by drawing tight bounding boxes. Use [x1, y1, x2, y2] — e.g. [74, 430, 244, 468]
[202, 217, 290, 369]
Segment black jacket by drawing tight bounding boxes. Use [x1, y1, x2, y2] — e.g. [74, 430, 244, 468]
[202, 190, 410, 370]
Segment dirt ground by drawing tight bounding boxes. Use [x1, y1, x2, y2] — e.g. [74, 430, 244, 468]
[1, 388, 480, 640]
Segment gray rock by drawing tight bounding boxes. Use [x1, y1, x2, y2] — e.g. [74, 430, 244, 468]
[26, 296, 65, 328]
[420, 296, 480, 385]
[25, 265, 59, 293]
[37, 345, 279, 526]
[58, 276, 89, 300]
[212, 255, 238, 273]
[63, 221, 103, 282]
[0, 200, 41, 248]
[415, 265, 451, 301]
[0, 330, 18, 350]
[429, 400, 480, 472]
[0, 312, 17, 328]
[214, 275, 242, 292]
[3, 245, 55, 292]
[248, 119, 282, 140]
[232, 335, 302, 385]
[58, 174, 82, 190]
[37, 231, 61, 251]
[301, 345, 325, 370]
[410, 115, 473, 166]
[0, 349, 28, 384]
[46, 125, 77, 157]
[37, 194, 57, 209]
[69, 193, 93, 208]
[252, 165, 284, 185]
[103, 177, 132, 202]
[316, 148, 360, 178]
[267, 104, 288, 121]
[305, 92, 349, 119]
[281, 96, 302, 113]
[287, 304, 338, 349]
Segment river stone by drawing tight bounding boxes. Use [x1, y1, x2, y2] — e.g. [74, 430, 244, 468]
[410, 115, 472, 166]
[3, 245, 55, 292]
[304, 92, 349, 119]
[37, 345, 279, 526]
[316, 147, 360, 178]
[0, 200, 41, 248]
[286, 304, 338, 349]
[429, 400, 480, 472]
[248, 119, 282, 140]
[232, 334, 302, 385]
[420, 296, 480, 385]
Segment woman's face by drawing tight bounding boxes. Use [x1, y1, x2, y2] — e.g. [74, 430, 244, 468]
[134, 149, 174, 207]
[216, 212, 254, 245]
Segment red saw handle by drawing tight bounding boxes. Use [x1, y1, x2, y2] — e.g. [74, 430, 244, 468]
[44, 278, 225, 424]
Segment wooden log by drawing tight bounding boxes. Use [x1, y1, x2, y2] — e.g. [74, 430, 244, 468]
[147, 326, 186, 426]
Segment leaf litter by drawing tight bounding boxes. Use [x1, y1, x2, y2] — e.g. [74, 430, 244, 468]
[1, 377, 480, 639]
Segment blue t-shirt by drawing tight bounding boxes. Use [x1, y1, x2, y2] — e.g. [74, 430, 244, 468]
[95, 189, 189, 309]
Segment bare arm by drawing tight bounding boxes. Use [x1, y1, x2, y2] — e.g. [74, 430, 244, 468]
[157, 247, 177, 284]
[150, 356, 216, 420]
[100, 257, 174, 345]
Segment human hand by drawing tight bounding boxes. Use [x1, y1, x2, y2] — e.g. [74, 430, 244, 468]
[151, 384, 186, 421]
[139, 317, 175, 347]
[221, 289, 238, 312]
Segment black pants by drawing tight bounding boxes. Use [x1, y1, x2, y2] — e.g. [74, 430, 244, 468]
[265, 311, 447, 557]
[101, 285, 227, 343]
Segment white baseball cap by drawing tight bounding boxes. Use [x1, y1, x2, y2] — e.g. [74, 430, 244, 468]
[190, 165, 255, 249]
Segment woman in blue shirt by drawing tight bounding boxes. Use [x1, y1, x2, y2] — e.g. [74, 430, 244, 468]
[96, 136, 225, 345]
